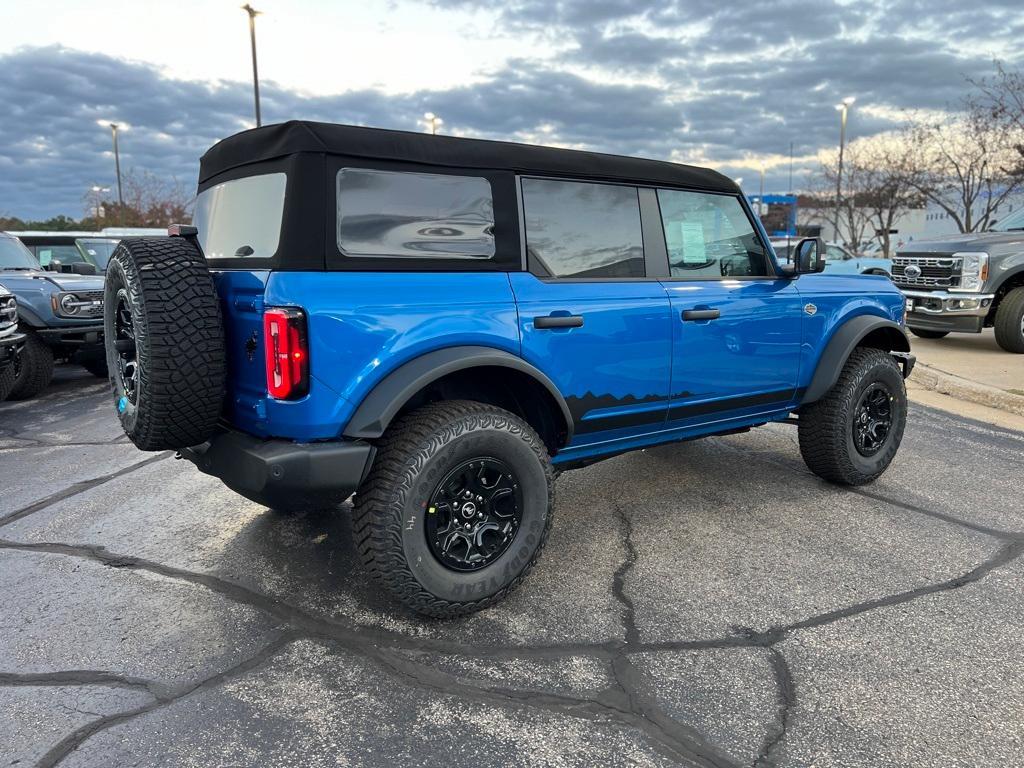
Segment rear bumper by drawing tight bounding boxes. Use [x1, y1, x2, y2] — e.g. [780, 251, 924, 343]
[178, 429, 375, 506]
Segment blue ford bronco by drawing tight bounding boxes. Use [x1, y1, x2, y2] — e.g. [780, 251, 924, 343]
[103, 122, 915, 617]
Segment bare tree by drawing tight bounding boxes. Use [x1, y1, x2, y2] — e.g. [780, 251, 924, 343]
[905, 110, 1024, 233]
[815, 148, 871, 248]
[851, 138, 925, 256]
[969, 61, 1024, 162]
[88, 169, 194, 228]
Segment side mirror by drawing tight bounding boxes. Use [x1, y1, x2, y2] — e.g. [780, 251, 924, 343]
[72, 262, 98, 276]
[48, 259, 63, 272]
[793, 237, 826, 274]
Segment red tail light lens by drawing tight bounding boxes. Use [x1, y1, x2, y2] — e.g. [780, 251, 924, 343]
[263, 308, 309, 400]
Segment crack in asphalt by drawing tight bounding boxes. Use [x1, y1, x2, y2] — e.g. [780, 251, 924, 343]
[2, 421, 1022, 766]
[0, 453, 172, 529]
[754, 649, 795, 768]
[0, 670, 162, 697]
[32, 631, 300, 768]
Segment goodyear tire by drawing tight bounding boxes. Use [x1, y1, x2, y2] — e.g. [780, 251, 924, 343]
[103, 237, 226, 451]
[7, 331, 54, 401]
[353, 400, 554, 618]
[798, 347, 907, 485]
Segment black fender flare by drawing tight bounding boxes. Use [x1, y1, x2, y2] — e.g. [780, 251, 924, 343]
[342, 345, 574, 443]
[801, 315, 911, 405]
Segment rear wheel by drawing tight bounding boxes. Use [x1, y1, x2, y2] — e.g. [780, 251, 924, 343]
[798, 348, 907, 485]
[993, 287, 1024, 353]
[353, 400, 554, 618]
[103, 238, 226, 450]
[7, 331, 54, 400]
[909, 328, 948, 339]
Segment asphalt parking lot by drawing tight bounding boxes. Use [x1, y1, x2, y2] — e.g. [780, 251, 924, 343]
[2, 367, 1023, 768]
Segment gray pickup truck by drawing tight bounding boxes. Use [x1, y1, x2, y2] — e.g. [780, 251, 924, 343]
[894, 208, 1024, 352]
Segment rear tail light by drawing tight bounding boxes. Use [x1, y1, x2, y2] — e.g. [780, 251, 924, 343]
[263, 307, 309, 400]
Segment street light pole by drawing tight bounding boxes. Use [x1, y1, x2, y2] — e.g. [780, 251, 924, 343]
[242, 4, 262, 127]
[834, 96, 855, 245]
[109, 123, 124, 225]
[424, 112, 443, 135]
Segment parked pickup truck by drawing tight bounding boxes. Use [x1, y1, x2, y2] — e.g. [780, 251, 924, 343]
[102, 121, 915, 617]
[0, 231, 106, 399]
[895, 209, 1024, 352]
[0, 283, 24, 400]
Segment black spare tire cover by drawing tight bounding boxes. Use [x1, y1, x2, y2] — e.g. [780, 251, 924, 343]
[103, 237, 226, 451]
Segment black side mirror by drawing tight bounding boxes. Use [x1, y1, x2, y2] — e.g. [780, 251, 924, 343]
[72, 262, 98, 276]
[793, 237, 826, 274]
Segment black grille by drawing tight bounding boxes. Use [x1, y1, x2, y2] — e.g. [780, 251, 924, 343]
[77, 291, 104, 318]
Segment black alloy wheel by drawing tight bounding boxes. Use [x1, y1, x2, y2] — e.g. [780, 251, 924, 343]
[425, 457, 523, 572]
[114, 289, 139, 404]
[852, 384, 893, 457]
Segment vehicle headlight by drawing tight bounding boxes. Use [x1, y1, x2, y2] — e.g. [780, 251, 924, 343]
[951, 252, 989, 292]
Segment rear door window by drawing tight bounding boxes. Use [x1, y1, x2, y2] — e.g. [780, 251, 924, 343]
[521, 178, 645, 278]
[336, 168, 495, 259]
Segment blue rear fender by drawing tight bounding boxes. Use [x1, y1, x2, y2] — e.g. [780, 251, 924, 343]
[216, 270, 521, 441]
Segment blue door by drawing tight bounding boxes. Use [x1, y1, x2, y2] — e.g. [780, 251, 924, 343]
[654, 188, 803, 427]
[511, 178, 673, 460]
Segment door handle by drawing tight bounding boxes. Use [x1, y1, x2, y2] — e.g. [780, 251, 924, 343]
[534, 314, 584, 329]
[682, 309, 720, 321]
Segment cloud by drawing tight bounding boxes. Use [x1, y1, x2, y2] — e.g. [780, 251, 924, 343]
[2, 0, 1022, 220]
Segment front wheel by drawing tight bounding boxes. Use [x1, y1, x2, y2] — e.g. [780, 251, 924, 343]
[909, 328, 949, 339]
[7, 331, 54, 400]
[993, 287, 1024, 353]
[798, 348, 908, 485]
[353, 400, 554, 618]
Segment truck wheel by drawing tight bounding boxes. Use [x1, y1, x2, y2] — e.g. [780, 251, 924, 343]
[7, 331, 54, 400]
[0, 364, 15, 401]
[353, 400, 554, 618]
[909, 328, 948, 339]
[993, 287, 1024, 353]
[798, 347, 907, 486]
[104, 238, 226, 451]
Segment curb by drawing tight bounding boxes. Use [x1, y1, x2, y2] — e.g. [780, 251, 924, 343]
[909, 362, 1024, 417]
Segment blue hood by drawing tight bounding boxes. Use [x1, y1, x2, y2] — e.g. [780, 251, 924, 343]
[0, 270, 105, 293]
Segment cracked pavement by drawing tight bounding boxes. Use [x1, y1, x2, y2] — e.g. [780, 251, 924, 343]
[2, 367, 1023, 767]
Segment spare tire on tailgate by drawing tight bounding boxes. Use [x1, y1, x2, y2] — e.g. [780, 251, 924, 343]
[104, 237, 226, 451]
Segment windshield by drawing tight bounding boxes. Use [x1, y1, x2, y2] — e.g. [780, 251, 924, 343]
[193, 173, 287, 259]
[34, 243, 90, 269]
[0, 236, 41, 270]
[77, 238, 118, 270]
[992, 208, 1024, 232]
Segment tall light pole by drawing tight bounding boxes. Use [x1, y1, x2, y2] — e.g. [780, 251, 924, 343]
[834, 96, 855, 244]
[242, 4, 262, 127]
[758, 164, 766, 217]
[98, 122, 126, 225]
[424, 112, 443, 135]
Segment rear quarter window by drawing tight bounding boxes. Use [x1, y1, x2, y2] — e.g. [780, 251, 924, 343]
[336, 168, 495, 259]
[193, 172, 287, 259]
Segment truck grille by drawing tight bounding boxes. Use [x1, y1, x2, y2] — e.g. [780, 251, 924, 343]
[0, 296, 17, 339]
[76, 290, 104, 318]
[891, 255, 962, 290]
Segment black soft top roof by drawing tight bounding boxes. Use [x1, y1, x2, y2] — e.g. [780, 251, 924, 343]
[199, 120, 738, 193]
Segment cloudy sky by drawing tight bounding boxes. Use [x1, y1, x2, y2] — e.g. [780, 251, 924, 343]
[1, 0, 1021, 220]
